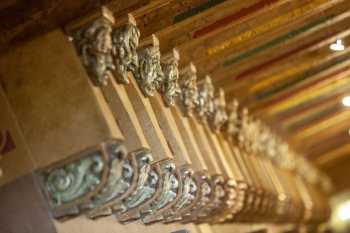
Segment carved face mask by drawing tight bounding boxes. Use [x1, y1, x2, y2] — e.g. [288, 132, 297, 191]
[161, 56, 180, 107]
[112, 23, 140, 84]
[137, 45, 163, 97]
[74, 18, 115, 86]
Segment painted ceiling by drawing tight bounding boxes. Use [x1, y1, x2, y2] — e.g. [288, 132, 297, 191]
[1, 0, 350, 192]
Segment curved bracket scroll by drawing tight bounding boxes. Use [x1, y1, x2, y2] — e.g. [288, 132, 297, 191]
[37, 139, 126, 219]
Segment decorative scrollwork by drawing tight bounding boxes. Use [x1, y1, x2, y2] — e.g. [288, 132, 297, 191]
[163, 166, 198, 222]
[117, 149, 159, 214]
[160, 49, 181, 107]
[85, 143, 131, 218]
[112, 14, 140, 84]
[212, 179, 238, 223]
[38, 140, 125, 219]
[197, 174, 212, 208]
[181, 171, 211, 223]
[178, 63, 198, 116]
[172, 172, 197, 210]
[141, 160, 179, 224]
[45, 156, 105, 206]
[73, 8, 115, 86]
[135, 35, 164, 97]
[195, 175, 226, 221]
[195, 75, 215, 122]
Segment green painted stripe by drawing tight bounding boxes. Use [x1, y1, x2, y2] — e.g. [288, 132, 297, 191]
[285, 104, 340, 131]
[173, 0, 226, 23]
[223, 14, 335, 67]
[256, 52, 350, 99]
[274, 84, 350, 118]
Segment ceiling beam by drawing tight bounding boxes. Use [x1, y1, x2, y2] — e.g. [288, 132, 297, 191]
[0, 0, 149, 51]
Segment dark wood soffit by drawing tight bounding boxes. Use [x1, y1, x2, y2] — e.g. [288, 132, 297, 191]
[0, 0, 149, 52]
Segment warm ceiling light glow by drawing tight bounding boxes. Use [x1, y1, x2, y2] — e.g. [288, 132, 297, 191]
[330, 39, 345, 51]
[338, 201, 350, 221]
[342, 96, 350, 107]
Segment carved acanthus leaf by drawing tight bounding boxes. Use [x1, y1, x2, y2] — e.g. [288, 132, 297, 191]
[164, 166, 198, 222]
[141, 160, 179, 224]
[38, 140, 126, 219]
[180, 171, 211, 223]
[85, 142, 131, 218]
[195, 175, 226, 221]
[117, 149, 159, 213]
[212, 179, 237, 223]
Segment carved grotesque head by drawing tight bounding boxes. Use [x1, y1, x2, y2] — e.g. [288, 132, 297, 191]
[178, 63, 198, 116]
[112, 15, 140, 84]
[136, 36, 164, 97]
[226, 99, 240, 140]
[74, 17, 114, 86]
[160, 49, 181, 107]
[210, 88, 228, 132]
[195, 75, 215, 122]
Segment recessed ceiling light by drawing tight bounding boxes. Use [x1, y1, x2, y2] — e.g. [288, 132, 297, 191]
[342, 96, 350, 107]
[338, 201, 350, 221]
[330, 39, 345, 51]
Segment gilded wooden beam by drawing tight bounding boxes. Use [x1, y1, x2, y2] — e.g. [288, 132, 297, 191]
[189, 0, 348, 78]
[218, 5, 350, 95]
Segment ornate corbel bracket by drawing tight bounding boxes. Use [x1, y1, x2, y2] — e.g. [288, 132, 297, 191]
[178, 63, 198, 117]
[163, 165, 198, 223]
[140, 159, 180, 224]
[194, 175, 226, 222]
[180, 170, 212, 223]
[70, 7, 115, 86]
[37, 139, 127, 219]
[87, 148, 156, 219]
[206, 178, 238, 223]
[160, 48, 181, 107]
[135, 35, 164, 97]
[112, 14, 140, 84]
[114, 149, 161, 223]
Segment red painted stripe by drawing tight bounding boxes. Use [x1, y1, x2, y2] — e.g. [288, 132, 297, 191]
[193, 0, 279, 38]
